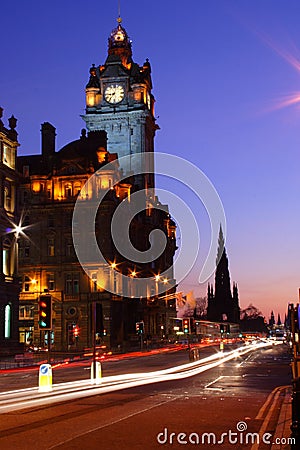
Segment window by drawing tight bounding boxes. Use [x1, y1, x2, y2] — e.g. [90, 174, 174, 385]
[3, 145, 10, 167]
[24, 276, 30, 292]
[5, 304, 11, 339]
[65, 183, 72, 198]
[65, 273, 79, 295]
[4, 186, 11, 211]
[91, 272, 97, 292]
[48, 238, 55, 256]
[23, 165, 29, 177]
[74, 182, 81, 196]
[47, 273, 55, 291]
[65, 274, 72, 294]
[3, 243, 11, 276]
[19, 305, 34, 320]
[66, 239, 73, 257]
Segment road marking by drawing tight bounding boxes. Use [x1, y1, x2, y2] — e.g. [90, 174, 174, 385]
[255, 386, 282, 420]
[48, 396, 177, 449]
[205, 375, 224, 389]
[205, 375, 241, 391]
[251, 385, 289, 450]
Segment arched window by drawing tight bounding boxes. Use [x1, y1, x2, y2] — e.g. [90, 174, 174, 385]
[4, 186, 11, 211]
[5, 304, 11, 339]
[2, 240, 11, 276]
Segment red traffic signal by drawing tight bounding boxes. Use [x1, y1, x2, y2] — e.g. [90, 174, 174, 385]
[73, 325, 80, 338]
[183, 318, 190, 334]
[38, 295, 52, 330]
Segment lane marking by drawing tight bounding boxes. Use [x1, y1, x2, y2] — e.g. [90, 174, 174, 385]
[205, 376, 224, 389]
[251, 386, 289, 450]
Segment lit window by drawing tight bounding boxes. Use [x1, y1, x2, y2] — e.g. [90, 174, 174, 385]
[3, 244, 10, 276]
[74, 183, 81, 196]
[4, 304, 11, 339]
[91, 272, 97, 292]
[4, 186, 11, 211]
[48, 238, 55, 256]
[47, 273, 55, 291]
[3, 145, 10, 167]
[65, 184, 72, 198]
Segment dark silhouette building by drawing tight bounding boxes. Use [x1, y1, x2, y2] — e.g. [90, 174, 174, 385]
[207, 227, 240, 324]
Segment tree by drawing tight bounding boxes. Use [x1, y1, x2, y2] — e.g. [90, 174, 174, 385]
[240, 304, 268, 333]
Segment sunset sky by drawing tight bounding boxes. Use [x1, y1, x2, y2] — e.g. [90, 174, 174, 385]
[1, 0, 300, 320]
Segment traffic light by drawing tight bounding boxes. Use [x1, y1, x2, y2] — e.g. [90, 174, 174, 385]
[183, 318, 190, 334]
[220, 324, 224, 334]
[38, 295, 52, 330]
[73, 325, 80, 338]
[136, 321, 144, 334]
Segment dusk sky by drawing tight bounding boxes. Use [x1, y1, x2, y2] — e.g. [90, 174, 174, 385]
[1, 0, 300, 320]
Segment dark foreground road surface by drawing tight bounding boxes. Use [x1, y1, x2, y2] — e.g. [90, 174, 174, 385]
[0, 344, 292, 450]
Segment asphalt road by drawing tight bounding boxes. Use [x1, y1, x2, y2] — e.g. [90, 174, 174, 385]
[0, 344, 221, 392]
[0, 343, 292, 450]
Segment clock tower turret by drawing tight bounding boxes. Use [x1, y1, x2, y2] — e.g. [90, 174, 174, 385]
[82, 17, 158, 190]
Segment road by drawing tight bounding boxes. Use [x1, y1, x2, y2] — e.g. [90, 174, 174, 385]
[0, 343, 292, 450]
[0, 343, 223, 392]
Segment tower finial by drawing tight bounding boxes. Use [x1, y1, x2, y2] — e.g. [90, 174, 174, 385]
[117, 0, 122, 23]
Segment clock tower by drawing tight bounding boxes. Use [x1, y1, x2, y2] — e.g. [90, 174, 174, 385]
[82, 18, 158, 190]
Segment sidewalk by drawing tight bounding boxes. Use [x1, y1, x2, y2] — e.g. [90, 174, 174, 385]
[273, 386, 293, 449]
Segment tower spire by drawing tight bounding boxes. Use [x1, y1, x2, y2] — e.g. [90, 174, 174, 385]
[117, 0, 122, 23]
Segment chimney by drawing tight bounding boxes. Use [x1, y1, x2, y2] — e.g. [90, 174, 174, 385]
[41, 122, 56, 159]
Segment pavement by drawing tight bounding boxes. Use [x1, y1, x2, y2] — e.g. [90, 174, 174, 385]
[272, 386, 293, 449]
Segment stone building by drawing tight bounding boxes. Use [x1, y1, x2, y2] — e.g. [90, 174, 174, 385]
[16, 18, 177, 352]
[17, 127, 176, 350]
[0, 107, 21, 355]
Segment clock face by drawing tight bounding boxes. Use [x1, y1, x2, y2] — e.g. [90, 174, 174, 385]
[104, 84, 125, 104]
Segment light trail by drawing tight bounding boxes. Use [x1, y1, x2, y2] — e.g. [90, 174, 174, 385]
[0, 341, 279, 414]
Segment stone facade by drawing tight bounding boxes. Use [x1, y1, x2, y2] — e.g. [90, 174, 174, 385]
[0, 107, 21, 355]
[17, 127, 177, 351]
[82, 21, 158, 190]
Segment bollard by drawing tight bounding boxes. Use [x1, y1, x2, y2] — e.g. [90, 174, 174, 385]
[91, 361, 102, 384]
[38, 364, 52, 392]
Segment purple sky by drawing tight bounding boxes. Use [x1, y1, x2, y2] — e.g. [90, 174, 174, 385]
[1, 0, 300, 320]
